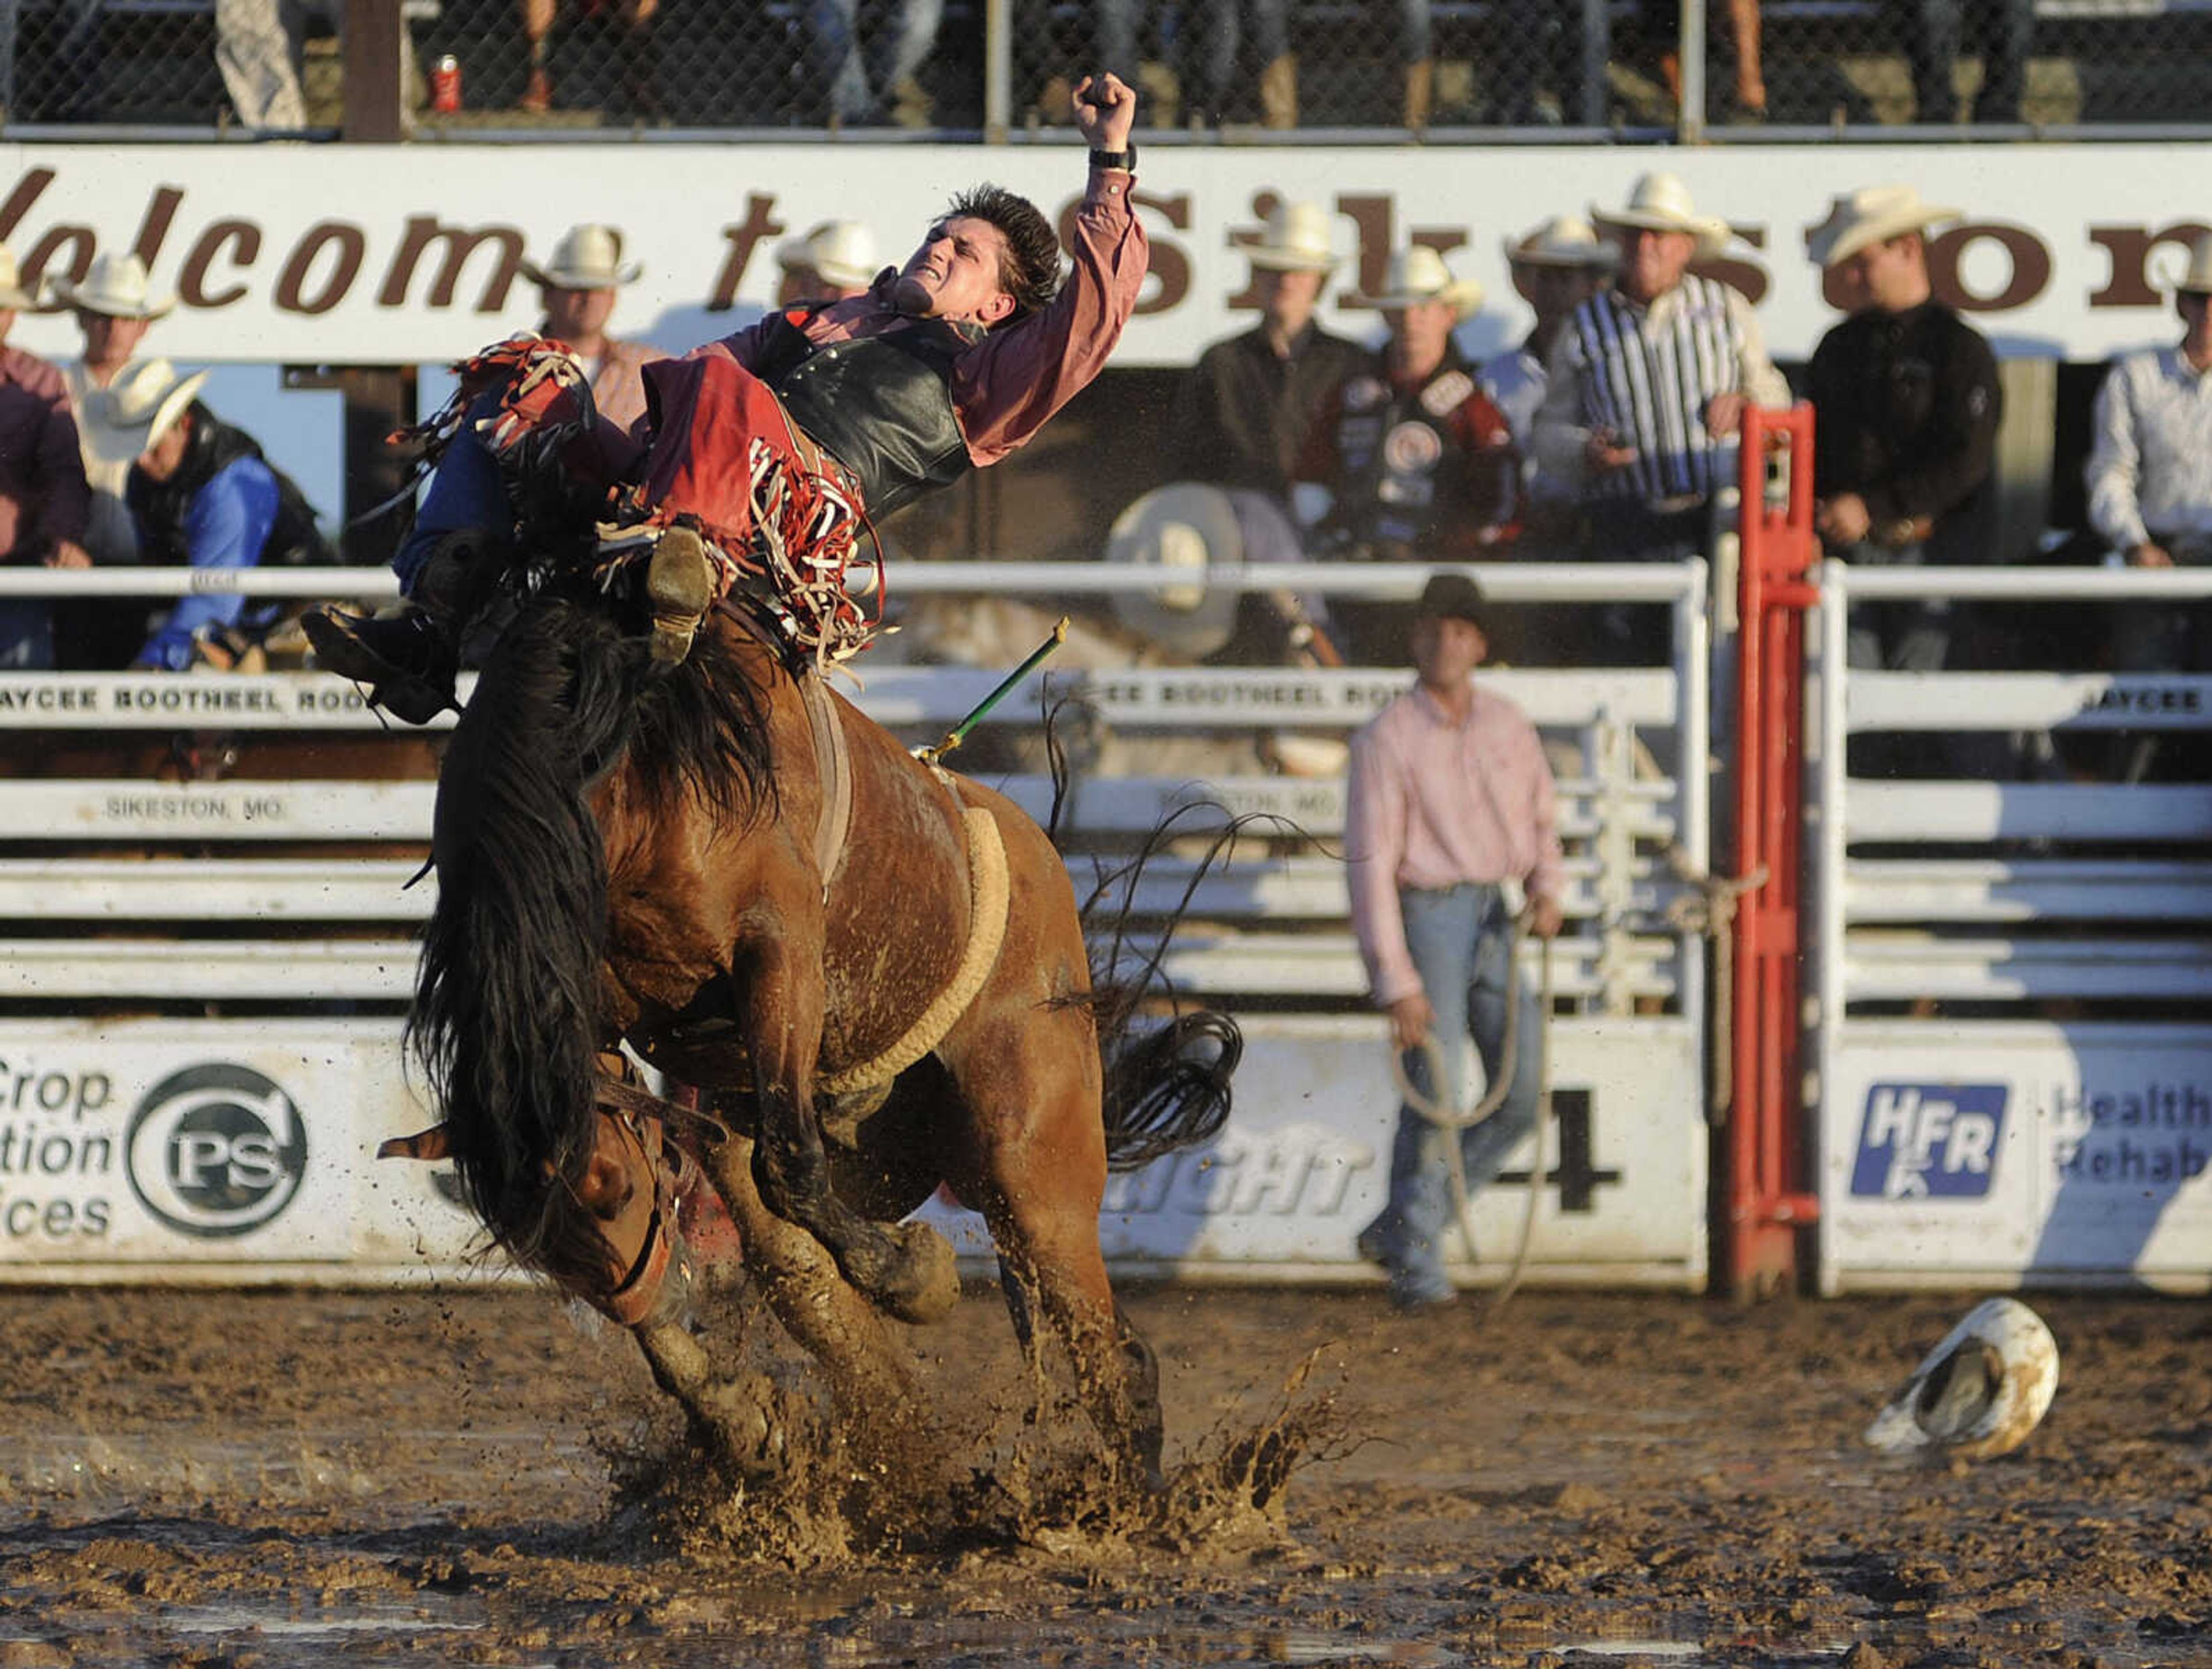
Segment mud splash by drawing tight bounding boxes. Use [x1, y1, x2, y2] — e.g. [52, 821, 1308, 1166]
[608, 1287, 1352, 1572]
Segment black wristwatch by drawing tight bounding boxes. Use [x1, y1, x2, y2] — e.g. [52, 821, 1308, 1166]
[1089, 145, 1136, 172]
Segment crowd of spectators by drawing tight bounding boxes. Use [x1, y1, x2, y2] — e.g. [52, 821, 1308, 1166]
[0, 0, 2109, 132]
[8, 172, 2211, 780]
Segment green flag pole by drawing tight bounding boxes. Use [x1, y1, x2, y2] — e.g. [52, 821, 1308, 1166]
[915, 615, 1070, 765]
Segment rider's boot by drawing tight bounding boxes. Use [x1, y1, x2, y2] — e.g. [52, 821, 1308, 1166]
[302, 606, 459, 726]
[646, 525, 716, 666]
[302, 531, 490, 724]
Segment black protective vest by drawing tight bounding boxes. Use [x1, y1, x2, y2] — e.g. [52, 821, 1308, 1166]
[126, 407, 334, 567]
[752, 310, 978, 519]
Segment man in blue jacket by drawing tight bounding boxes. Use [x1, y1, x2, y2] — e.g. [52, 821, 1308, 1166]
[93, 360, 331, 670]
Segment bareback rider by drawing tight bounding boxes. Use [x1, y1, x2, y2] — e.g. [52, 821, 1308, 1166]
[309, 73, 1145, 721]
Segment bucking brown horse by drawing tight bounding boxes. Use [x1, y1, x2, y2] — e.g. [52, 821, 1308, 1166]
[396, 582, 1237, 1481]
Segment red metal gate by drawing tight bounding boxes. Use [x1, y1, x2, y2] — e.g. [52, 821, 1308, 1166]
[1727, 404, 1824, 1297]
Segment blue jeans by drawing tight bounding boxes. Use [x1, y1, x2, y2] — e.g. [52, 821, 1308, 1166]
[1185, 0, 1290, 116]
[809, 0, 944, 122]
[0, 599, 54, 669]
[1907, 0, 2035, 122]
[393, 396, 509, 597]
[1366, 882, 1544, 1305]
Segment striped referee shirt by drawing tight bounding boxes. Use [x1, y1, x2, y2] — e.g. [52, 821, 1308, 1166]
[1534, 276, 1787, 505]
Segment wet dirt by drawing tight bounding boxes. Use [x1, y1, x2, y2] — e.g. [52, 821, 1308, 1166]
[1, 1283, 2207, 1667]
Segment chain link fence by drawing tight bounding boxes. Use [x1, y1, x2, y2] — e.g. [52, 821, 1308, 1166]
[0, 0, 2205, 133]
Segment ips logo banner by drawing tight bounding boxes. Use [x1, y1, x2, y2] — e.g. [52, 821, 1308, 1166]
[125, 1063, 308, 1238]
[1851, 1083, 2006, 1200]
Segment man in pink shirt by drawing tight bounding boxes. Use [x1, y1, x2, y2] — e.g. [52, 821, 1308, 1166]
[309, 71, 1144, 718]
[1343, 572, 1565, 1310]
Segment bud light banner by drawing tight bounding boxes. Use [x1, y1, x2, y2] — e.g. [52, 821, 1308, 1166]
[0, 1021, 479, 1275]
[921, 1015, 1709, 1287]
[1821, 1023, 2212, 1292]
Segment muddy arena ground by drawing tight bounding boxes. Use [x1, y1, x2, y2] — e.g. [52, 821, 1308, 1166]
[1, 1283, 2207, 1667]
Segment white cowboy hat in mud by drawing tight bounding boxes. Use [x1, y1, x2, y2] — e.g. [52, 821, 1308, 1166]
[775, 219, 881, 290]
[1590, 172, 1733, 262]
[47, 251, 175, 320]
[1502, 213, 1617, 271]
[1105, 481, 1244, 659]
[522, 224, 642, 291]
[1246, 200, 1339, 274]
[0, 242, 39, 310]
[1354, 245, 1484, 319]
[1805, 184, 1962, 270]
[1863, 1297, 2059, 1463]
[79, 358, 209, 469]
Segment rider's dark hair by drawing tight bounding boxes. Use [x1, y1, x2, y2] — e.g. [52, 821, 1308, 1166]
[945, 184, 1062, 321]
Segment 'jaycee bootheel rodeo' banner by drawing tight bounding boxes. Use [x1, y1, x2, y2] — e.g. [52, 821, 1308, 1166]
[0, 141, 2202, 369]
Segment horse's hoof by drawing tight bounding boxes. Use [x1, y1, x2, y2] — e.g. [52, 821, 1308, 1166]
[878, 1222, 960, 1325]
[646, 526, 715, 666]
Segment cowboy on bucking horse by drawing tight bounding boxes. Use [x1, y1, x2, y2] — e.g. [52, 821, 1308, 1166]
[306, 71, 1144, 719]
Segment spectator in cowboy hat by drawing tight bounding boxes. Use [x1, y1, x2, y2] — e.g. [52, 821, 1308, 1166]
[1533, 172, 1785, 660]
[1803, 185, 1999, 680]
[0, 240, 90, 671]
[1296, 245, 1520, 665]
[2085, 232, 2212, 779]
[1166, 200, 1368, 503]
[1482, 214, 1615, 548]
[525, 224, 666, 436]
[90, 360, 334, 671]
[51, 252, 173, 572]
[774, 219, 882, 308]
[1122, 202, 1361, 676]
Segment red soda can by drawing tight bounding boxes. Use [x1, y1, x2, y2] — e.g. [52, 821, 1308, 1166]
[430, 55, 463, 113]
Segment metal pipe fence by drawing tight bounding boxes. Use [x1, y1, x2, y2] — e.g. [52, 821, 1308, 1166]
[1, 0, 2204, 139]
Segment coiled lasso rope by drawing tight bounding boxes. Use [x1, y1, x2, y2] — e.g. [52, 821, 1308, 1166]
[1385, 904, 1554, 1317]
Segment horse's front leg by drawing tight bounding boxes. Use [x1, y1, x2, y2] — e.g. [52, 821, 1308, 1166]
[699, 1128, 937, 1456]
[630, 1316, 785, 1478]
[741, 934, 960, 1325]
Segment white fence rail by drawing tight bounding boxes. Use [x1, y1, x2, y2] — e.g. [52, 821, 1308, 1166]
[1812, 563, 2212, 1294]
[0, 560, 1714, 1292]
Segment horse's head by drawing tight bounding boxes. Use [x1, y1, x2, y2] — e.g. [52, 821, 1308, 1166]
[551, 1108, 695, 1326]
[381, 1105, 694, 1326]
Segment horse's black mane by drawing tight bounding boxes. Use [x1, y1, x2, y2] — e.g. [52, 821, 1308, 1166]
[411, 592, 777, 1288]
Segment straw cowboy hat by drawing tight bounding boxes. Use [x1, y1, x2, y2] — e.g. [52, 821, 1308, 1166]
[774, 219, 881, 290]
[522, 224, 642, 290]
[0, 243, 39, 311]
[1502, 214, 1617, 271]
[1590, 172, 1733, 262]
[2164, 231, 2212, 296]
[1245, 200, 1338, 274]
[1353, 245, 1484, 318]
[47, 251, 175, 320]
[79, 358, 209, 469]
[1105, 482, 1245, 659]
[1863, 1297, 2059, 1464]
[1805, 184, 1961, 269]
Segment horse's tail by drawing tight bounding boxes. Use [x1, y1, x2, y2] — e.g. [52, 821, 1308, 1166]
[409, 602, 642, 1283]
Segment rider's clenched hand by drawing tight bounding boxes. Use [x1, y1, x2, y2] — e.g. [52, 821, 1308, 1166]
[1073, 72, 1137, 154]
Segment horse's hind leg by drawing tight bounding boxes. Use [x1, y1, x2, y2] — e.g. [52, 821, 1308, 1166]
[956, 1011, 1165, 1484]
[997, 1245, 1163, 1483]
